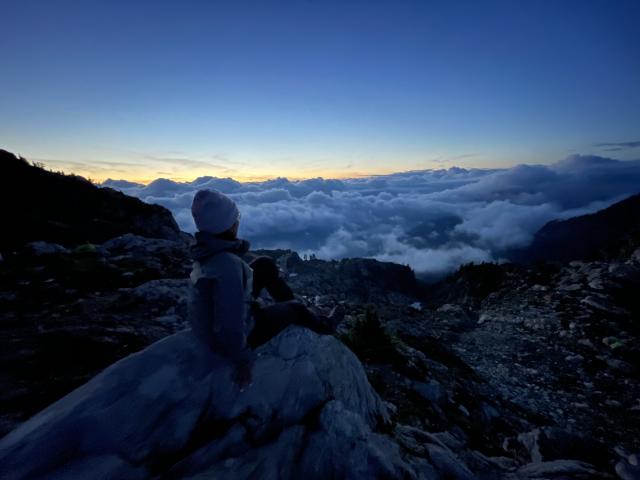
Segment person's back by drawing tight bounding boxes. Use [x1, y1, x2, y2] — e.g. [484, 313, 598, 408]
[187, 188, 344, 391]
[189, 233, 254, 366]
[188, 190, 255, 388]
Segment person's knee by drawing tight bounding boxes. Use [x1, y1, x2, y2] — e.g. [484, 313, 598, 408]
[250, 256, 280, 280]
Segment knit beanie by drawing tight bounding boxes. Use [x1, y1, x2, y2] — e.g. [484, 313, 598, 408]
[191, 189, 240, 235]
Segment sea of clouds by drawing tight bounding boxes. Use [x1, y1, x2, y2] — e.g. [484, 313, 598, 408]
[104, 155, 640, 279]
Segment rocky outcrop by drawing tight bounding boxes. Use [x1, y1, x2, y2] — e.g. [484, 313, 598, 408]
[616, 452, 640, 480]
[0, 234, 193, 436]
[256, 249, 424, 302]
[0, 149, 182, 255]
[0, 326, 476, 479]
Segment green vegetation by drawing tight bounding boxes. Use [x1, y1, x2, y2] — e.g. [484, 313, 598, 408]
[341, 306, 403, 365]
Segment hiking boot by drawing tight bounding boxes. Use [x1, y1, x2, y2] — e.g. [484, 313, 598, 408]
[303, 303, 345, 334]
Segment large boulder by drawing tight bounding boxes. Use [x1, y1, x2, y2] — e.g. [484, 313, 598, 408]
[504, 427, 609, 471]
[0, 327, 419, 479]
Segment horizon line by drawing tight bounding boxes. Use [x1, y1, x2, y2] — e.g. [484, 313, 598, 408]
[37, 162, 489, 186]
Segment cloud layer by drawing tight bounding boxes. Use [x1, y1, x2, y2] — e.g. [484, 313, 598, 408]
[103, 155, 640, 279]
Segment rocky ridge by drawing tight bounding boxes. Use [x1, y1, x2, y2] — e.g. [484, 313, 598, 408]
[1, 230, 639, 478]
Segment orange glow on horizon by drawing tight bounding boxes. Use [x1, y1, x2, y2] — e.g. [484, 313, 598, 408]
[25, 147, 479, 186]
[33, 149, 469, 186]
[54, 165, 422, 185]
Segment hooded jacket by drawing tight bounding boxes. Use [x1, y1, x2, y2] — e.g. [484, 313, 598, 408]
[188, 231, 255, 367]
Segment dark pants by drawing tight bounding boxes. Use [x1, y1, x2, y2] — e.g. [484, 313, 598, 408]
[247, 256, 329, 348]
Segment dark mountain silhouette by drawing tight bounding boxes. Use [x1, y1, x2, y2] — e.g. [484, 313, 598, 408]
[0, 149, 181, 255]
[511, 192, 640, 263]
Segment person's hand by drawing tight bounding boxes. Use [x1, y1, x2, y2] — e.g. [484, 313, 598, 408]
[233, 362, 253, 392]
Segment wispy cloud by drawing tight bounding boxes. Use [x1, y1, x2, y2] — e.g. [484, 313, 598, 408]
[593, 140, 640, 150]
[141, 155, 229, 171]
[93, 160, 144, 168]
[451, 153, 479, 160]
[34, 158, 132, 176]
[429, 153, 478, 164]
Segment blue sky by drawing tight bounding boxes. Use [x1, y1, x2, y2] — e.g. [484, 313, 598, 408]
[1, 0, 639, 181]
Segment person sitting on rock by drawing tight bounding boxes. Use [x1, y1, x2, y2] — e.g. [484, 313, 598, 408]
[188, 189, 344, 390]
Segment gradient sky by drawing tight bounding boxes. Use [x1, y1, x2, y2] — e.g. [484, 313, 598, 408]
[1, 0, 639, 182]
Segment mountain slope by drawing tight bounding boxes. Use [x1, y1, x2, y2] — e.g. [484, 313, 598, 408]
[511, 193, 640, 263]
[0, 149, 181, 254]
